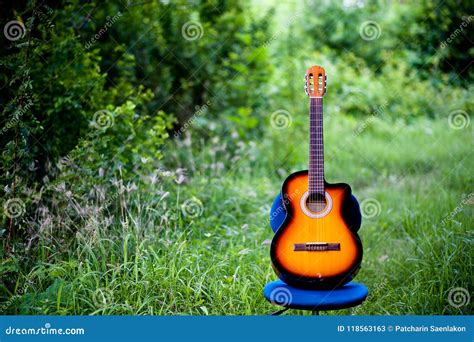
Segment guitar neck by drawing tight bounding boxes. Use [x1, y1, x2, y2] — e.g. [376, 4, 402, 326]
[309, 97, 324, 195]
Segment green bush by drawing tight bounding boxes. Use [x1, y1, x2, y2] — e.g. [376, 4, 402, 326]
[0, 0, 272, 258]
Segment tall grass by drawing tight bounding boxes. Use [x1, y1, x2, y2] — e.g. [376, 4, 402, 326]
[3, 114, 472, 315]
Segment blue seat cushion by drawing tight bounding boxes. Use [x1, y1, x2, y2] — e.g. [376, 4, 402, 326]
[264, 280, 368, 310]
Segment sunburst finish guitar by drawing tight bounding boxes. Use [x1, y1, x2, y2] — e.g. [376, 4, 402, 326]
[270, 65, 363, 289]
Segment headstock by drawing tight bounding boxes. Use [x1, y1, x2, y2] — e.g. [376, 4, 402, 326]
[304, 65, 326, 97]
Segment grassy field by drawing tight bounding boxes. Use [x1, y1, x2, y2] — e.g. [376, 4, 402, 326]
[4, 113, 472, 315]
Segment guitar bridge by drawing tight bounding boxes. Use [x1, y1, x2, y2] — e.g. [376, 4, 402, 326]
[294, 242, 340, 252]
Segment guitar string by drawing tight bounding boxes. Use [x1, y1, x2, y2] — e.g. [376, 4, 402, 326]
[310, 96, 324, 274]
[317, 96, 323, 276]
[307, 74, 325, 276]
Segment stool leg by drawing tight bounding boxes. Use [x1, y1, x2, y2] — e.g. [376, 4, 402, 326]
[271, 307, 289, 316]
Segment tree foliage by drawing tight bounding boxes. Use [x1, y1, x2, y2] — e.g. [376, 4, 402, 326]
[0, 0, 272, 256]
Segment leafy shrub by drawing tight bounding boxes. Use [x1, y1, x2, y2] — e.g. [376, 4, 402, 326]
[0, 0, 272, 261]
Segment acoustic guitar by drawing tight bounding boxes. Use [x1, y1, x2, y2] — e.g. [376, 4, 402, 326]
[270, 65, 363, 289]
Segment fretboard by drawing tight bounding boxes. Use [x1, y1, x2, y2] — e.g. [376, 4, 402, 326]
[309, 97, 324, 195]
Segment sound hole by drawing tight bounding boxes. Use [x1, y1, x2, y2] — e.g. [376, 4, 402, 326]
[306, 192, 327, 213]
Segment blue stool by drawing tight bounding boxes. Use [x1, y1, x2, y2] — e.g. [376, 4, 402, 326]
[264, 193, 368, 315]
[264, 280, 368, 315]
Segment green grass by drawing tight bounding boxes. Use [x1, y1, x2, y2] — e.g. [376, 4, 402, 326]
[2, 114, 472, 315]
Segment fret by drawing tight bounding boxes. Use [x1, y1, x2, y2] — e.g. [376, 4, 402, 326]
[308, 97, 324, 195]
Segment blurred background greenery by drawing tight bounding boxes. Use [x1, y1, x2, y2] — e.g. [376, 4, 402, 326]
[0, 0, 472, 315]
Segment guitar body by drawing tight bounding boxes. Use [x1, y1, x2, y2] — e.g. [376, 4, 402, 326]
[270, 171, 363, 289]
